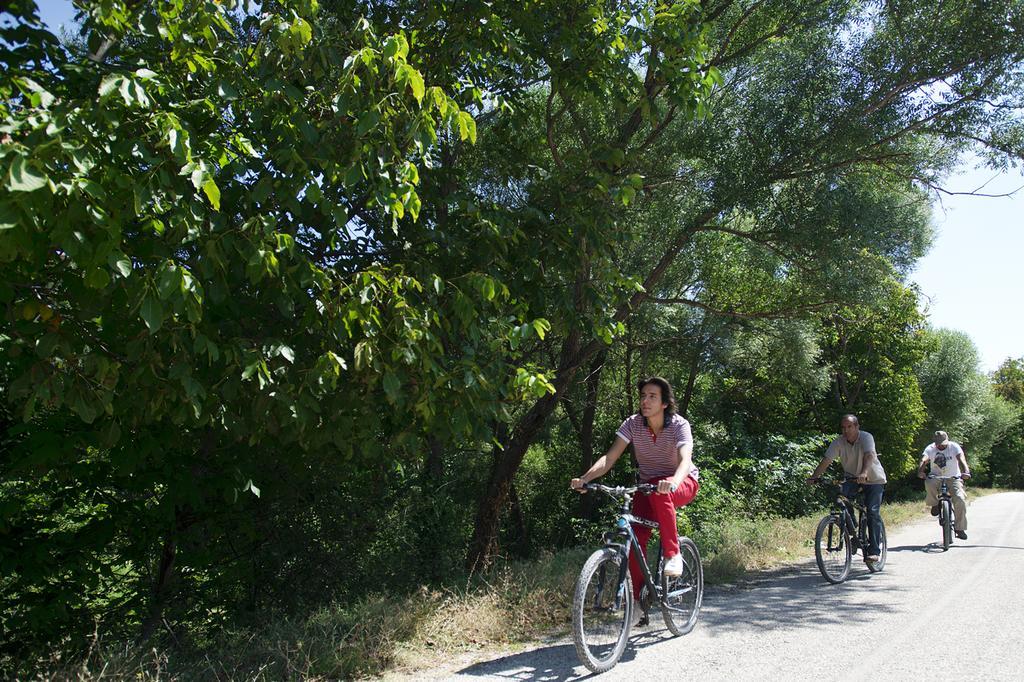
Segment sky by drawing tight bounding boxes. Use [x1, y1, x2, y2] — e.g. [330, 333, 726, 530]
[30, 1, 1024, 373]
[912, 163, 1023, 372]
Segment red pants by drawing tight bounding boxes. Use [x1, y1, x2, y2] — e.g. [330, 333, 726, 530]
[629, 475, 699, 598]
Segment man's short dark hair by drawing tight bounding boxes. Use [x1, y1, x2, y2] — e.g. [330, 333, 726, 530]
[840, 414, 859, 427]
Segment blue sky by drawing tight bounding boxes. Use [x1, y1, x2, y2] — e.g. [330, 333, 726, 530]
[33, 1, 1024, 372]
[37, 1, 76, 31]
[913, 163, 1023, 372]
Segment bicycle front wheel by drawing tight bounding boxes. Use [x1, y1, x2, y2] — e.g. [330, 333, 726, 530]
[572, 548, 633, 673]
[867, 518, 887, 572]
[661, 537, 703, 636]
[815, 515, 851, 584]
[941, 499, 953, 550]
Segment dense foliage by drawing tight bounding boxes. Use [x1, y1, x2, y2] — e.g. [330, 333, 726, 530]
[1, 0, 1022, 673]
[988, 357, 1024, 486]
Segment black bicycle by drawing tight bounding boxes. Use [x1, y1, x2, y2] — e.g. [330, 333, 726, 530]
[927, 474, 962, 551]
[571, 483, 703, 673]
[812, 479, 887, 584]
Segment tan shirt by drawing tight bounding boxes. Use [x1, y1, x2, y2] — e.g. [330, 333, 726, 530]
[825, 430, 887, 484]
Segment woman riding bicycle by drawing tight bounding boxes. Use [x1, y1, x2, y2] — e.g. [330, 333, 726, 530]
[570, 377, 699, 599]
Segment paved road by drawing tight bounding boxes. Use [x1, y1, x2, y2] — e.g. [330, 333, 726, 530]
[416, 492, 1024, 681]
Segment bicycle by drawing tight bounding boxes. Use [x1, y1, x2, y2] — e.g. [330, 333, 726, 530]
[571, 483, 703, 673]
[927, 474, 962, 551]
[812, 479, 887, 584]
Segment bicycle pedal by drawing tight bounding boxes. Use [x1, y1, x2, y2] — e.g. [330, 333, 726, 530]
[636, 613, 650, 627]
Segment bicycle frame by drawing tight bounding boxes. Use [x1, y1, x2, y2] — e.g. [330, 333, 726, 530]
[927, 474, 962, 546]
[835, 489, 871, 547]
[586, 484, 670, 605]
[928, 474, 961, 501]
[821, 479, 872, 550]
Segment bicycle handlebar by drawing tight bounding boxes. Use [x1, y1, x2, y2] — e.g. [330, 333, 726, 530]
[926, 474, 963, 480]
[577, 482, 658, 496]
[811, 476, 860, 486]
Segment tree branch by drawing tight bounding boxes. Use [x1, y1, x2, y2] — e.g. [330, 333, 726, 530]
[646, 295, 838, 320]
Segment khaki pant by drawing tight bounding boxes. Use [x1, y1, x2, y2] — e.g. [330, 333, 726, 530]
[925, 478, 967, 531]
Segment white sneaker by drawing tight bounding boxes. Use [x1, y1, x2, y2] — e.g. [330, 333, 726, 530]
[663, 553, 683, 577]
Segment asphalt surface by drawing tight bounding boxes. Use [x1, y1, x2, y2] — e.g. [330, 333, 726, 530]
[406, 491, 1024, 681]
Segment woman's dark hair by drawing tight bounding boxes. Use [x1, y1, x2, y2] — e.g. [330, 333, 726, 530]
[637, 376, 677, 424]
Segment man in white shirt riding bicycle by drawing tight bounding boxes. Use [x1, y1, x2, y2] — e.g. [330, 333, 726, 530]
[917, 430, 971, 540]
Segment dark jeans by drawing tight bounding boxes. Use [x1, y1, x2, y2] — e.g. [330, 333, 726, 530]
[841, 481, 884, 556]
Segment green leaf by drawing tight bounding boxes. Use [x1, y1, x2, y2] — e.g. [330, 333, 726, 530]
[35, 333, 60, 358]
[157, 264, 181, 300]
[85, 268, 110, 289]
[202, 178, 221, 210]
[113, 257, 132, 277]
[140, 295, 164, 334]
[242, 362, 260, 380]
[217, 81, 240, 100]
[8, 156, 48, 192]
[397, 63, 425, 103]
[278, 345, 295, 363]
[382, 372, 401, 402]
[0, 201, 18, 230]
[98, 74, 122, 97]
[382, 33, 409, 60]
[244, 479, 261, 498]
[456, 111, 477, 143]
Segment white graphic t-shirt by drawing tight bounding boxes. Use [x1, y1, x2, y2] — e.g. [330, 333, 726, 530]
[922, 442, 964, 477]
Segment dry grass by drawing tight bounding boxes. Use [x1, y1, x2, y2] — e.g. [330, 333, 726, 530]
[34, 489, 1005, 680]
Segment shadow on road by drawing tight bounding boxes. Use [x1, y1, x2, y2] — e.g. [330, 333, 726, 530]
[450, 638, 630, 680]
[454, 561, 904, 679]
[888, 544, 940, 553]
[452, 625, 686, 680]
[890, 542, 1024, 553]
[697, 561, 903, 633]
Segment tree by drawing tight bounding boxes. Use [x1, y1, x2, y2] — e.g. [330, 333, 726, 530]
[986, 357, 1024, 486]
[916, 330, 1018, 478]
[1, 0, 501, 654]
[463, 0, 1024, 568]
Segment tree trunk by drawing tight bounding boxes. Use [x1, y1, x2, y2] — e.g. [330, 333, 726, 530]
[466, 332, 583, 571]
[424, 435, 444, 482]
[139, 528, 178, 642]
[679, 324, 706, 417]
[508, 481, 529, 557]
[624, 321, 634, 415]
[579, 351, 607, 520]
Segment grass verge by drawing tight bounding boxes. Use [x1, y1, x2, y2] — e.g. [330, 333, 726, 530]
[34, 488, 1004, 680]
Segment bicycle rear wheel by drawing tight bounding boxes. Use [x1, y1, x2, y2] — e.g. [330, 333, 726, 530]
[867, 518, 887, 572]
[572, 548, 633, 673]
[661, 537, 703, 636]
[815, 515, 851, 583]
[940, 499, 953, 550]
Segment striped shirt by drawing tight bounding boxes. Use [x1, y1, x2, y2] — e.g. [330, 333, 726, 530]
[616, 413, 698, 481]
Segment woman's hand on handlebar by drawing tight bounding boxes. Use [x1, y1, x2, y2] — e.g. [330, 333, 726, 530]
[570, 477, 588, 493]
[656, 479, 678, 495]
